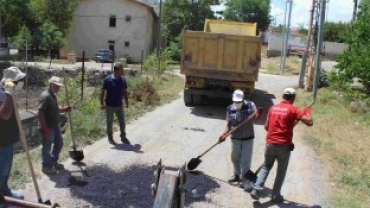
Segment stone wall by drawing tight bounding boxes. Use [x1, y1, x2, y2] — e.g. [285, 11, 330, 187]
[15, 111, 67, 152]
[14, 111, 40, 152]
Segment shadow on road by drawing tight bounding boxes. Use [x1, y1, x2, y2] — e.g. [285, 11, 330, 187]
[60, 164, 221, 207]
[189, 88, 276, 125]
[111, 143, 143, 153]
[253, 88, 276, 126]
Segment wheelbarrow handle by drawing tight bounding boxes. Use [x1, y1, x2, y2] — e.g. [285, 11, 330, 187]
[2, 195, 57, 208]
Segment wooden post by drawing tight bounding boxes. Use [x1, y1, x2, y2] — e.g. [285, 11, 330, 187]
[81, 51, 85, 101]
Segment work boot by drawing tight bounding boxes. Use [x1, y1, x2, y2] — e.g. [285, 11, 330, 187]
[108, 137, 117, 145]
[42, 166, 57, 175]
[250, 188, 261, 200]
[271, 195, 284, 203]
[53, 162, 65, 170]
[228, 173, 240, 183]
[121, 136, 131, 145]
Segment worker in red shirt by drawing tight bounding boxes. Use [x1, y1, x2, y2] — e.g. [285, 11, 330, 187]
[250, 88, 313, 203]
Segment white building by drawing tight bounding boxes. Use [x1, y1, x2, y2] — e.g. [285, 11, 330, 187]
[61, 0, 158, 62]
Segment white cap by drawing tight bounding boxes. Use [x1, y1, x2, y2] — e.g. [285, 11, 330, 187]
[283, 87, 296, 95]
[1, 67, 26, 83]
[232, 89, 244, 102]
[48, 76, 64, 87]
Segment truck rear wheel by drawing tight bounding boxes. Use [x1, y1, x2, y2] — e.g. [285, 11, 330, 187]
[184, 91, 193, 106]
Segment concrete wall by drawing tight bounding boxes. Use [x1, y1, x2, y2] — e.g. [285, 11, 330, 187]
[61, 0, 157, 62]
[267, 36, 348, 59]
[323, 41, 348, 56]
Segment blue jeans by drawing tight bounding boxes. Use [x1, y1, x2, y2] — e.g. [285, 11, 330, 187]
[231, 139, 254, 177]
[254, 144, 291, 197]
[106, 106, 126, 139]
[41, 127, 63, 167]
[0, 143, 14, 196]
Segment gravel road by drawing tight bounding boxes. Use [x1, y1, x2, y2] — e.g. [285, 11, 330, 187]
[20, 73, 330, 208]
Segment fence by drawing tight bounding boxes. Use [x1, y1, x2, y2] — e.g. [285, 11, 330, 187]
[1, 50, 143, 111]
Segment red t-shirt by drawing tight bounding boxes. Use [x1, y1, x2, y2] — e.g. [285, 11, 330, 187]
[266, 100, 305, 145]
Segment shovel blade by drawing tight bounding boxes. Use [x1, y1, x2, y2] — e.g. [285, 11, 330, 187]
[187, 158, 202, 171]
[69, 150, 84, 162]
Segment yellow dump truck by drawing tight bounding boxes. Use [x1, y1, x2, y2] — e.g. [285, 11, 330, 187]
[180, 19, 261, 106]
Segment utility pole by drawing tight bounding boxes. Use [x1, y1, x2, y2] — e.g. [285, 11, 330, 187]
[279, 2, 288, 66]
[280, 0, 293, 74]
[157, 0, 162, 72]
[313, 0, 326, 100]
[25, 40, 28, 111]
[353, 0, 358, 22]
[299, 0, 317, 88]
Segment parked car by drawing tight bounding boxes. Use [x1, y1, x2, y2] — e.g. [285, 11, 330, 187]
[95, 49, 114, 63]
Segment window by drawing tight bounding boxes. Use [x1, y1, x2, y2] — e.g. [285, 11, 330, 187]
[124, 41, 130, 48]
[108, 40, 115, 51]
[125, 15, 132, 22]
[109, 15, 116, 27]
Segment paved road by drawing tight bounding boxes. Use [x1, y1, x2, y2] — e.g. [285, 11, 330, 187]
[21, 73, 329, 208]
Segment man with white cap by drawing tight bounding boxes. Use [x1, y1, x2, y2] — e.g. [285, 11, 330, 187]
[250, 87, 313, 203]
[218, 89, 262, 186]
[0, 67, 26, 199]
[37, 76, 71, 174]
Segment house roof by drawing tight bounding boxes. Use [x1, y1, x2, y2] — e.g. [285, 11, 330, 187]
[127, 0, 158, 18]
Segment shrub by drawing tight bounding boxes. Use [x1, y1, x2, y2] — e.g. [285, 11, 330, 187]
[143, 48, 172, 75]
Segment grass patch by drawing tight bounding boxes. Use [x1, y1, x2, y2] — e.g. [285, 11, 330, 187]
[9, 73, 184, 189]
[265, 62, 280, 75]
[261, 56, 301, 75]
[295, 88, 370, 208]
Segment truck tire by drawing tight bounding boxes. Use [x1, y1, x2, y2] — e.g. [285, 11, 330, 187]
[184, 91, 193, 106]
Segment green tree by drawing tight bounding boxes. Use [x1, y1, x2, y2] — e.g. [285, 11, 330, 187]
[336, 3, 370, 92]
[0, 0, 29, 39]
[324, 22, 350, 43]
[39, 22, 65, 59]
[10, 25, 32, 49]
[223, 0, 271, 31]
[162, 0, 219, 43]
[29, 0, 79, 35]
[298, 23, 308, 36]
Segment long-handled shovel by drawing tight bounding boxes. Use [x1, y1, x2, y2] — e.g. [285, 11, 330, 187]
[187, 108, 262, 171]
[62, 68, 84, 162]
[11, 96, 52, 205]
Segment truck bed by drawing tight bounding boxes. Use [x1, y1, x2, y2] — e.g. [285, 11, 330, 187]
[180, 31, 261, 82]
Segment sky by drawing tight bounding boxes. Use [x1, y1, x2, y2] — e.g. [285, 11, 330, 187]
[211, 0, 355, 28]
